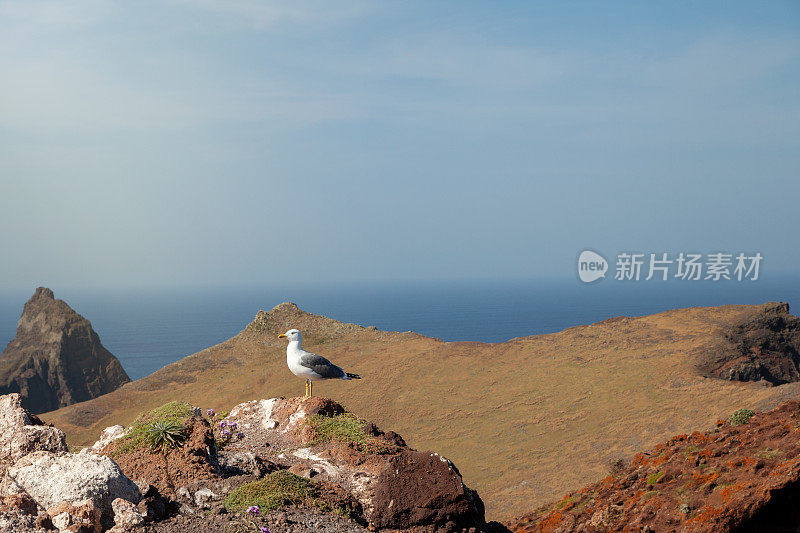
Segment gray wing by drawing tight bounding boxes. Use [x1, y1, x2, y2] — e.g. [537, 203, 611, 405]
[299, 352, 346, 379]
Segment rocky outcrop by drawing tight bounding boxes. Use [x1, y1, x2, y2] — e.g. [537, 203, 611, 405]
[102, 416, 220, 496]
[697, 302, 800, 385]
[222, 396, 491, 532]
[7, 451, 141, 524]
[508, 400, 800, 532]
[0, 393, 67, 476]
[0, 392, 141, 531]
[89, 396, 503, 532]
[0, 287, 130, 413]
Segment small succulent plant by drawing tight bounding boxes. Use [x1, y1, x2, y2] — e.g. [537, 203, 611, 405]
[729, 408, 756, 426]
[145, 420, 188, 452]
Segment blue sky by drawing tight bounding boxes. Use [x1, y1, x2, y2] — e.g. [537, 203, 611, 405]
[0, 1, 798, 287]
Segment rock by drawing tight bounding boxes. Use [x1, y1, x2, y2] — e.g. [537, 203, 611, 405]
[509, 399, 800, 532]
[0, 287, 130, 413]
[370, 450, 485, 531]
[226, 396, 489, 532]
[47, 499, 101, 533]
[218, 450, 275, 477]
[111, 498, 144, 529]
[102, 417, 219, 496]
[7, 451, 140, 525]
[698, 302, 800, 385]
[0, 492, 39, 515]
[131, 479, 150, 496]
[34, 512, 53, 529]
[0, 393, 68, 476]
[176, 487, 191, 503]
[227, 396, 344, 440]
[136, 490, 167, 523]
[178, 503, 195, 515]
[193, 487, 217, 509]
[288, 463, 314, 479]
[0, 511, 46, 532]
[88, 426, 125, 453]
[130, 481, 166, 523]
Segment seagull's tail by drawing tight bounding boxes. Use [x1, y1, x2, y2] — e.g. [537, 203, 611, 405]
[345, 372, 362, 380]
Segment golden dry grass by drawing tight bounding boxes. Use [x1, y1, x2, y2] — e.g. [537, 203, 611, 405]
[41, 301, 800, 521]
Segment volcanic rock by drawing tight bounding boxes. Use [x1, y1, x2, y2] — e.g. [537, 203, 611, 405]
[698, 302, 800, 385]
[224, 396, 490, 531]
[508, 400, 800, 532]
[110, 497, 144, 530]
[101, 416, 220, 496]
[47, 498, 102, 533]
[0, 287, 130, 413]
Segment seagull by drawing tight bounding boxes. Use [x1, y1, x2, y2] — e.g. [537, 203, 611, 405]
[278, 329, 361, 397]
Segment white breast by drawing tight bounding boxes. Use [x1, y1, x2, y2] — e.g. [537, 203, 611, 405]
[286, 343, 322, 380]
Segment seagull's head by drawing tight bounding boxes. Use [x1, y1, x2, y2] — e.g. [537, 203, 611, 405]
[278, 329, 301, 342]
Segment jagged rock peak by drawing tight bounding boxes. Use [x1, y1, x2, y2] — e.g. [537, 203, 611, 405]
[272, 302, 300, 312]
[246, 302, 379, 338]
[0, 288, 130, 414]
[31, 287, 54, 301]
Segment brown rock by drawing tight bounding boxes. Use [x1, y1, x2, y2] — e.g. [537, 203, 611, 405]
[47, 499, 101, 533]
[698, 302, 800, 385]
[288, 462, 314, 478]
[102, 416, 219, 495]
[111, 497, 144, 529]
[508, 400, 800, 532]
[0, 492, 38, 516]
[34, 512, 53, 529]
[225, 396, 490, 531]
[0, 287, 130, 413]
[370, 449, 485, 531]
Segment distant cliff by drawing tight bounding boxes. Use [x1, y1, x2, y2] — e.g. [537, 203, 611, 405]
[0, 287, 130, 413]
[697, 301, 800, 385]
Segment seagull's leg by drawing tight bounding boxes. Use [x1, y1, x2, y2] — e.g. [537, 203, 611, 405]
[305, 380, 310, 398]
[309, 380, 313, 397]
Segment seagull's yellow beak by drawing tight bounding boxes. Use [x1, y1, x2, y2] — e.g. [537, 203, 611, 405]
[278, 334, 286, 339]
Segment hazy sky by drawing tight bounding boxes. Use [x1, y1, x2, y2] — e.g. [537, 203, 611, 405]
[1, 1, 798, 287]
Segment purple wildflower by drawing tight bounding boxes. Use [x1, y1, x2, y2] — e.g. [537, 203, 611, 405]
[236, 432, 245, 440]
[247, 505, 260, 516]
[229, 422, 237, 430]
[221, 429, 231, 438]
[206, 408, 215, 417]
[260, 527, 271, 533]
[219, 421, 227, 428]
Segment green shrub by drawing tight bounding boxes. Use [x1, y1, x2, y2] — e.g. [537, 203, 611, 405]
[224, 471, 316, 512]
[305, 414, 366, 446]
[111, 401, 195, 456]
[304, 413, 400, 454]
[729, 408, 756, 426]
[646, 470, 664, 486]
[756, 448, 784, 460]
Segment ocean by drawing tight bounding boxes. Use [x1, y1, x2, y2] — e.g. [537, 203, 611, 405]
[1, 277, 798, 381]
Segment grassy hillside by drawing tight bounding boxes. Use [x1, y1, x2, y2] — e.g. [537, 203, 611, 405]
[41, 301, 800, 520]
